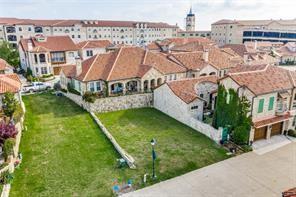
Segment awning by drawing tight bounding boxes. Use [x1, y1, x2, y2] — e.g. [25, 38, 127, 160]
[253, 112, 291, 128]
[279, 91, 290, 99]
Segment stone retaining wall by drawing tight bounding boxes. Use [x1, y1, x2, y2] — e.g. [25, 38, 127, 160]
[90, 112, 136, 169]
[63, 92, 153, 113]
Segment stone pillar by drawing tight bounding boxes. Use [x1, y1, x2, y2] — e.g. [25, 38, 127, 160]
[140, 81, 144, 93]
[108, 83, 113, 95]
[147, 80, 151, 91]
[122, 82, 126, 95]
[249, 127, 255, 144]
[266, 125, 272, 139]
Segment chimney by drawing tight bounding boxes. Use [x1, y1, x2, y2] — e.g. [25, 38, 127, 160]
[254, 40, 258, 50]
[243, 52, 249, 63]
[75, 56, 82, 76]
[203, 49, 209, 62]
[28, 40, 33, 51]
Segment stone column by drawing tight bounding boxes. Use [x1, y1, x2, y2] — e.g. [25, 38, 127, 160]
[108, 83, 113, 95]
[122, 82, 126, 95]
[266, 125, 272, 139]
[140, 81, 144, 93]
[147, 80, 151, 92]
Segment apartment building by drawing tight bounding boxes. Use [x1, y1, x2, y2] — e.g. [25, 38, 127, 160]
[177, 30, 211, 39]
[211, 19, 296, 46]
[19, 35, 79, 76]
[220, 64, 296, 143]
[0, 17, 178, 47]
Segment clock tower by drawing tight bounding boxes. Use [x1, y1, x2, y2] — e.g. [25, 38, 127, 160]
[186, 7, 195, 31]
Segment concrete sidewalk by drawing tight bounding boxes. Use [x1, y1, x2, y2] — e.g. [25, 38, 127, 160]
[123, 142, 296, 197]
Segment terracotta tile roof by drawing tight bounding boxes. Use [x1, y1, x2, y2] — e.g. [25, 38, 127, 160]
[144, 51, 186, 75]
[0, 58, 13, 71]
[212, 19, 296, 26]
[60, 65, 76, 78]
[228, 64, 268, 74]
[221, 44, 247, 57]
[166, 76, 218, 104]
[170, 42, 206, 52]
[76, 40, 112, 49]
[283, 187, 296, 197]
[208, 47, 238, 69]
[20, 36, 78, 52]
[253, 112, 291, 128]
[276, 42, 296, 56]
[0, 17, 177, 28]
[228, 65, 295, 95]
[164, 38, 213, 45]
[71, 46, 186, 82]
[0, 74, 21, 93]
[169, 52, 207, 71]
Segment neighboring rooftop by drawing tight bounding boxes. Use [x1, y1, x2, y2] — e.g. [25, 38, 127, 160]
[0, 17, 177, 28]
[276, 42, 296, 56]
[0, 74, 21, 93]
[166, 76, 218, 104]
[20, 35, 78, 52]
[221, 44, 248, 57]
[63, 46, 186, 82]
[0, 58, 13, 71]
[212, 19, 296, 26]
[226, 64, 296, 95]
[76, 40, 112, 50]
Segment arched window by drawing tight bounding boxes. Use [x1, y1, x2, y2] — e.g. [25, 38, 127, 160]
[209, 72, 216, 76]
[200, 73, 207, 77]
[39, 54, 46, 63]
[34, 26, 43, 33]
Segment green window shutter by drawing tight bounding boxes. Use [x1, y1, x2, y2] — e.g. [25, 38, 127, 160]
[268, 97, 274, 111]
[258, 99, 264, 113]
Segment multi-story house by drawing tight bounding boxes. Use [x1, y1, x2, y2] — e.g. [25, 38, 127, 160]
[76, 40, 111, 60]
[60, 46, 187, 95]
[220, 64, 296, 143]
[19, 35, 79, 76]
[274, 42, 296, 65]
[211, 19, 296, 46]
[0, 17, 178, 47]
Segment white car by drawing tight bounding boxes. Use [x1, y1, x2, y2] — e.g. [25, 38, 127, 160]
[22, 82, 51, 93]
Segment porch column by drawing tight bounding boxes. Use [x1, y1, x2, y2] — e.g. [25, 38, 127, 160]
[266, 125, 272, 139]
[137, 81, 141, 92]
[249, 127, 255, 144]
[123, 82, 126, 95]
[108, 83, 112, 95]
[140, 81, 144, 93]
[147, 80, 151, 91]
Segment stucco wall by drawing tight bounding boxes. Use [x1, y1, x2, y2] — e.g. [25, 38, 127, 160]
[154, 84, 222, 143]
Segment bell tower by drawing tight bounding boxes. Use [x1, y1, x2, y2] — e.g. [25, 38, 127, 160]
[186, 6, 195, 31]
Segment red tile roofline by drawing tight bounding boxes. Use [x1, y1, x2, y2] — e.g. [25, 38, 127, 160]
[106, 47, 123, 81]
[82, 54, 101, 81]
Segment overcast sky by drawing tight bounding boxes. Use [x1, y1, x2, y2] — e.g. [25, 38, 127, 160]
[0, 0, 295, 30]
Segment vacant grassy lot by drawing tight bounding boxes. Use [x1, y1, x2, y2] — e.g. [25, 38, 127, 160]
[10, 93, 134, 196]
[97, 108, 229, 183]
[10, 93, 228, 196]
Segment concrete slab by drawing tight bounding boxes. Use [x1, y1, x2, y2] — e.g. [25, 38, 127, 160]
[253, 135, 292, 155]
[122, 142, 296, 197]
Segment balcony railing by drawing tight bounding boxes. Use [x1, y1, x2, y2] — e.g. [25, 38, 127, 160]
[276, 102, 288, 116]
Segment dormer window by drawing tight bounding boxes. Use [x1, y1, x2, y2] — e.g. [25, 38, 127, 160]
[35, 26, 43, 33]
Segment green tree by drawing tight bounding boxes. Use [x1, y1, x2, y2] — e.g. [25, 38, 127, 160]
[2, 92, 18, 118]
[0, 41, 19, 68]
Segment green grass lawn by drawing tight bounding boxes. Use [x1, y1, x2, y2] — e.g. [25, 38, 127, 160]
[10, 93, 228, 196]
[10, 93, 135, 196]
[97, 108, 229, 184]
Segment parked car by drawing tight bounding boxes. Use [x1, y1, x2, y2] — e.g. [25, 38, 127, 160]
[22, 82, 51, 93]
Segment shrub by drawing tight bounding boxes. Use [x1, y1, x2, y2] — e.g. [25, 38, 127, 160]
[60, 88, 68, 93]
[232, 125, 249, 145]
[53, 83, 61, 91]
[0, 122, 18, 141]
[41, 74, 53, 78]
[12, 104, 24, 123]
[0, 170, 13, 184]
[82, 91, 96, 103]
[288, 129, 296, 137]
[2, 92, 18, 118]
[67, 83, 80, 95]
[3, 138, 15, 160]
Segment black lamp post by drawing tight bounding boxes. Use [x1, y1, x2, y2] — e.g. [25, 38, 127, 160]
[150, 138, 157, 179]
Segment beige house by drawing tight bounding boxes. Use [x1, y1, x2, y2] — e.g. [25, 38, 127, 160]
[274, 42, 296, 64]
[154, 76, 218, 122]
[19, 35, 79, 76]
[220, 64, 296, 143]
[60, 46, 187, 96]
[76, 40, 111, 60]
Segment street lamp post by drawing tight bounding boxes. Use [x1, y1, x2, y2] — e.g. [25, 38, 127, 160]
[150, 138, 157, 179]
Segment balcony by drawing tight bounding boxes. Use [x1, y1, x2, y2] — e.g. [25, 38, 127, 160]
[276, 101, 288, 116]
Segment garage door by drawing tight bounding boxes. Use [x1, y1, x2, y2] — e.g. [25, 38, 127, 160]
[254, 126, 267, 141]
[271, 122, 283, 136]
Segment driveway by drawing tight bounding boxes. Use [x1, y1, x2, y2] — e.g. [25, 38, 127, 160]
[123, 142, 296, 197]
